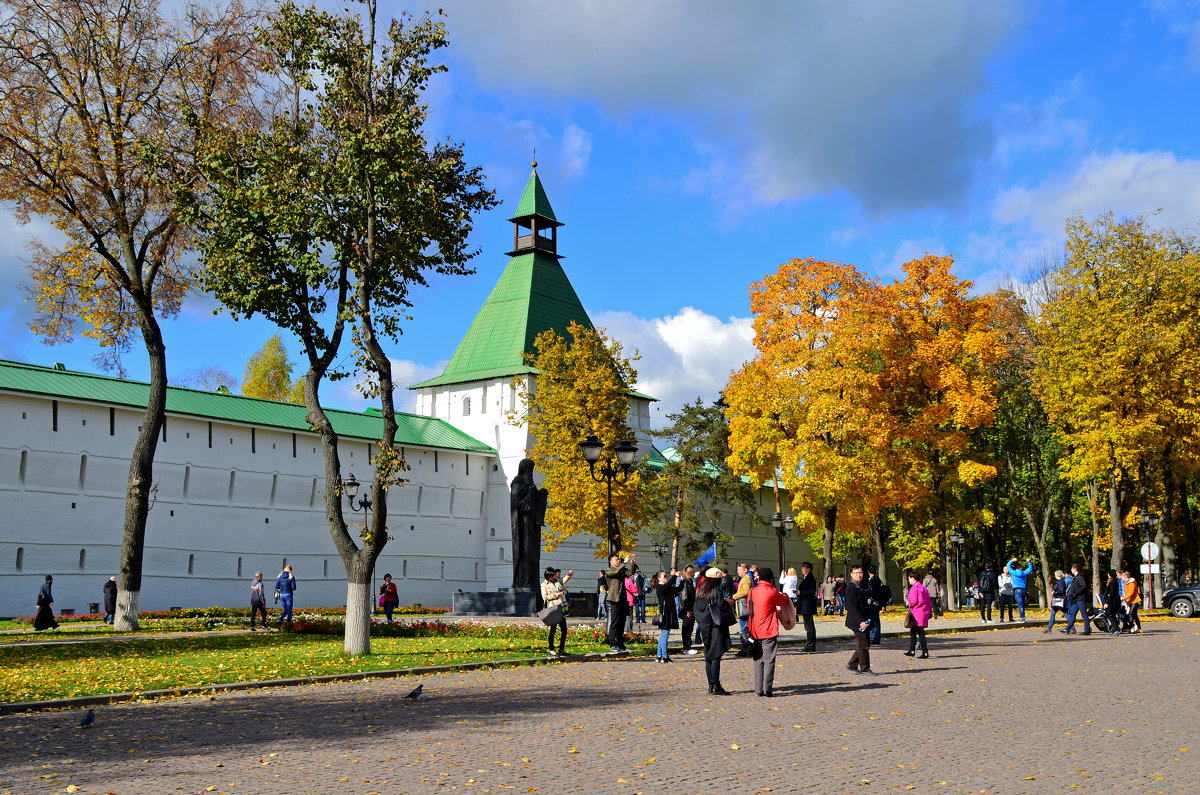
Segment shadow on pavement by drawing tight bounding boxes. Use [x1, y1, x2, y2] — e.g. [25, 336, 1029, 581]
[772, 682, 894, 696]
[0, 680, 649, 770]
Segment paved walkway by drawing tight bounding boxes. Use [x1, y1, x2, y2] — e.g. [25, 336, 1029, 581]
[1, 618, 1196, 793]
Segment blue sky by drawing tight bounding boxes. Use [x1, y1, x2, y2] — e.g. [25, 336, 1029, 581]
[3, 0, 1200, 426]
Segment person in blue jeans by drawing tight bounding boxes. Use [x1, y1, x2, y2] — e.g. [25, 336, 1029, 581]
[1006, 557, 1035, 621]
[1062, 563, 1091, 635]
[632, 565, 648, 623]
[276, 564, 297, 630]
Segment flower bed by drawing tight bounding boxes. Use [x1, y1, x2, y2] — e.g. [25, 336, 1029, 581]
[10, 603, 451, 626]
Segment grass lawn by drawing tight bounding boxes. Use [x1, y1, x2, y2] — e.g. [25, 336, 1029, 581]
[0, 626, 641, 703]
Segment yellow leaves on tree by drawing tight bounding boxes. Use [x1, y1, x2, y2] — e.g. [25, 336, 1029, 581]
[514, 322, 666, 555]
[242, 333, 304, 403]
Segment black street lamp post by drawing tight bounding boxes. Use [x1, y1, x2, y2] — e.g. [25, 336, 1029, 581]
[651, 541, 669, 572]
[770, 512, 795, 576]
[949, 533, 965, 611]
[579, 435, 638, 557]
[343, 472, 373, 605]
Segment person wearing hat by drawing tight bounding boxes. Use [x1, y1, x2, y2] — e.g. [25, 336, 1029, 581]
[102, 576, 118, 624]
[977, 563, 997, 624]
[34, 575, 59, 631]
[693, 566, 733, 695]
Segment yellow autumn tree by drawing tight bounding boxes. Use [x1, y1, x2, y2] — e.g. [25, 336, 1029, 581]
[514, 322, 667, 556]
[242, 333, 304, 403]
[1033, 213, 1200, 578]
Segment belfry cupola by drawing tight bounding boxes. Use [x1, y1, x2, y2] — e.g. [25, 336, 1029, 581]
[507, 162, 562, 259]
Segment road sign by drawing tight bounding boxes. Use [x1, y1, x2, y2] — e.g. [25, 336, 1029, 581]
[1141, 542, 1161, 561]
[1140, 563, 1161, 574]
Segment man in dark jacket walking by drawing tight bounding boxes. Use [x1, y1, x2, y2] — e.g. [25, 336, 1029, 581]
[845, 565, 876, 674]
[678, 565, 698, 654]
[1063, 563, 1092, 635]
[604, 555, 630, 651]
[977, 564, 997, 624]
[797, 561, 818, 652]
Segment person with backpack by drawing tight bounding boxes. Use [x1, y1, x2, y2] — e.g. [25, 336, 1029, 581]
[632, 564, 648, 624]
[977, 564, 996, 624]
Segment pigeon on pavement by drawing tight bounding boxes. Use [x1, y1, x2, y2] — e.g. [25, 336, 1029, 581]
[404, 684, 423, 701]
[79, 709, 95, 728]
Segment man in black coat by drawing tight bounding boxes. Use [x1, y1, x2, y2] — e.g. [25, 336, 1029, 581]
[678, 565, 698, 654]
[865, 565, 884, 645]
[102, 576, 117, 624]
[845, 565, 876, 674]
[1063, 563, 1092, 635]
[797, 561, 818, 652]
[977, 563, 997, 623]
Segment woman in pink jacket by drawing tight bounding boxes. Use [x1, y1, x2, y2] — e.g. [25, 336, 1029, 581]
[905, 569, 932, 659]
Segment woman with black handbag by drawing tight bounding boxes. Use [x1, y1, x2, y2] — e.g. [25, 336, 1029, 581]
[539, 567, 572, 655]
[694, 567, 734, 695]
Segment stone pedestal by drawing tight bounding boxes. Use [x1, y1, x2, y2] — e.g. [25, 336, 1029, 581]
[451, 587, 538, 617]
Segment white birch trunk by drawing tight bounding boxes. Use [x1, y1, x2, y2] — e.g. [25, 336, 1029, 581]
[114, 589, 140, 631]
[344, 581, 373, 656]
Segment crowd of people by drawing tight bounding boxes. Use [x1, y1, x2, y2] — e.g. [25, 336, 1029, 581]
[535, 554, 1166, 697]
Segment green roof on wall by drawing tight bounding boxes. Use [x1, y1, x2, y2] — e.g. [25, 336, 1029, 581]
[0, 359, 496, 454]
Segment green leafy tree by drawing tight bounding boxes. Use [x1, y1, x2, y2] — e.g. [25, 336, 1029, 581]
[651, 398, 756, 570]
[243, 333, 303, 403]
[0, 0, 259, 629]
[188, 0, 495, 654]
[514, 322, 667, 557]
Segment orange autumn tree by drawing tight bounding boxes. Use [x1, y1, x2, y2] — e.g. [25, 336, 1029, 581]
[0, 0, 260, 629]
[726, 258, 899, 582]
[865, 255, 1008, 605]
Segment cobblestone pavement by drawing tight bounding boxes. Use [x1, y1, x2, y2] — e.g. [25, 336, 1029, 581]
[1, 619, 1197, 794]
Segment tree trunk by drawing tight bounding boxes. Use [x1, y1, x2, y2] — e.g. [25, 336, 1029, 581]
[1088, 480, 1103, 600]
[1179, 477, 1196, 584]
[869, 515, 886, 585]
[114, 311, 167, 631]
[671, 485, 685, 573]
[344, 567, 373, 657]
[1108, 469, 1131, 574]
[1025, 502, 1054, 607]
[822, 506, 836, 583]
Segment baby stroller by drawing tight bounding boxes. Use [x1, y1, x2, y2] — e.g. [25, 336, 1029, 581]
[1090, 607, 1122, 635]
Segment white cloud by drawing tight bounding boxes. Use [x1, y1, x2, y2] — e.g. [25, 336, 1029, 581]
[436, 0, 1022, 215]
[594, 307, 754, 424]
[560, 122, 592, 180]
[994, 150, 1200, 239]
[326, 358, 447, 415]
[877, 237, 948, 279]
